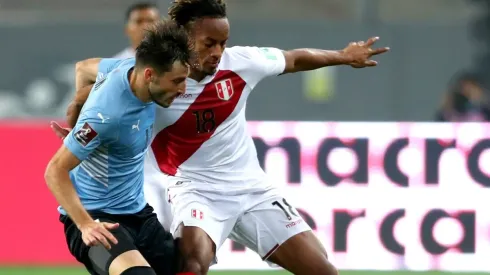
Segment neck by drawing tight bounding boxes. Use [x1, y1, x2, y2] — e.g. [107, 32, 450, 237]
[188, 69, 208, 82]
[129, 68, 152, 103]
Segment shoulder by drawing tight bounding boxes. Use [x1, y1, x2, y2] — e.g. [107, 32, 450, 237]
[83, 76, 130, 122]
[79, 107, 119, 125]
[97, 62, 132, 92]
[222, 46, 256, 62]
[113, 48, 135, 59]
[98, 58, 135, 79]
[71, 107, 119, 143]
[224, 46, 283, 61]
[218, 46, 286, 84]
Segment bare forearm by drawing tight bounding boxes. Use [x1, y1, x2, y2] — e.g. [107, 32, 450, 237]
[283, 49, 352, 74]
[75, 58, 101, 91]
[45, 168, 93, 228]
[66, 102, 83, 128]
[66, 84, 94, 128]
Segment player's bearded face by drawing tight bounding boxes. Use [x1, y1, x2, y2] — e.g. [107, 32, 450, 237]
[147, 63, 188, 108]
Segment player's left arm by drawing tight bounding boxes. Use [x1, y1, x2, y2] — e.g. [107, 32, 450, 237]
[44, 145, 93, 227]
[282, 36, 390, 74]
[45, 110, 118, 228]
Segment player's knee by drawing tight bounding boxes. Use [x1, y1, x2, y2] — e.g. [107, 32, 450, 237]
[304, 248, 337, 275]
[179, 226, 215, 275]
[183, 258, 206, 275]
[109, 250, 150, 275]
[180, 246, 213, 275]
[120, 266, 156, 275]
[319, 259, 338, 275]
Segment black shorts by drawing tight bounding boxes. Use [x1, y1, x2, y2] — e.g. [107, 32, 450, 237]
[60, 204, 180, 275]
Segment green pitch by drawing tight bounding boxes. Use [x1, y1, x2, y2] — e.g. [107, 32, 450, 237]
[0, 268, 489, 275]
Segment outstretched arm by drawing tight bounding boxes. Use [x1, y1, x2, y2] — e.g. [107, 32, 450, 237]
[282, 37, 389, 74]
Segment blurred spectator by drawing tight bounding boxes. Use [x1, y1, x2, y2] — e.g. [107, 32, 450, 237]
[435, 72, 490, 122]
[114, 2, 160, 58]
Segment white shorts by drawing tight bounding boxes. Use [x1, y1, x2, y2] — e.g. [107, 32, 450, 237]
[143, 172, 173, 231]
[167, 177, 311, 262]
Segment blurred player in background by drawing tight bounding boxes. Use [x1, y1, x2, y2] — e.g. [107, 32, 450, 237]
[114, 2, 161, 59]
[58, 0, 390, 274]
[45, 20, 191, 275]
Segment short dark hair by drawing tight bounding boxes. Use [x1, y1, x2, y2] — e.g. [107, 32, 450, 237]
[135, 20, 192, 73]
[168, 0, 227, 27]
[125, 2, 159, 22]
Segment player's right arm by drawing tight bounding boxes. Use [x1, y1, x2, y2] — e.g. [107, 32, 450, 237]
[45, 109, 119, 249]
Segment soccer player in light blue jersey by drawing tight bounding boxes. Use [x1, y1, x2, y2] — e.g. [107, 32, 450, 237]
[44, 20, 191, 275]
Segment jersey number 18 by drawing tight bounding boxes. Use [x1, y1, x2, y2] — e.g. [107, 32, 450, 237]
[192, 109, 216, 133]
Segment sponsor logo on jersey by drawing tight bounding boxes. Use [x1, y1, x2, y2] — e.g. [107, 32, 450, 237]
[286, 219, 303, 229]
[93, 76, 107, 91]
[74, 122, 98, 147]
[215, 78, 234, 101]
[177, 94, 193, 99]
[96, 72, 105, 81]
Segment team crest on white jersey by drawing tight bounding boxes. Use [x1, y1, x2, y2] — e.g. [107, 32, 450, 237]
[215, 79, 234, 101]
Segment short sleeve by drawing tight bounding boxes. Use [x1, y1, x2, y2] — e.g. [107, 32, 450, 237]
[64, 109, 117, 161]
[97, 58, 124, 81]
[230, 46, 286, 88]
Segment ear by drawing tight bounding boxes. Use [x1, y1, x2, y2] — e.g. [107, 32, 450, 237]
[143, 68, 153, 82]
[144, 68, 160, 83]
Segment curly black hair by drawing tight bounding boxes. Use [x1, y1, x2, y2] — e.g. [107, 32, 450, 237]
[168, 0, 227, 27]
[136, 19, 192, 73]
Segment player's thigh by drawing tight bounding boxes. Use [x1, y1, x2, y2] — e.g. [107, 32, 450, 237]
[168, 180, 239, 266]
[108, 250, 151, 275]
[170, 198, 233, 265]
[168, 180, 238, 251]
[230, 195, 311, 261]
[86, 219, 150, 275]
[60, 214, 99, 274]
[136, 213, 181, 275]
[230, 194, 336, 275]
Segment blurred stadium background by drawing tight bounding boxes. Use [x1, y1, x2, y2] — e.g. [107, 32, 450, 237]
[2, 0, 490, 274]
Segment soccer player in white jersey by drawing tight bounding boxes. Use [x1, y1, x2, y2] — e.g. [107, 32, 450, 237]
[58, 1, 390, 274]
[113, 2, 160, 59]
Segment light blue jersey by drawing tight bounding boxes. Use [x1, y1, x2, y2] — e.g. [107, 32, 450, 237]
[60, 58, 156, 215]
